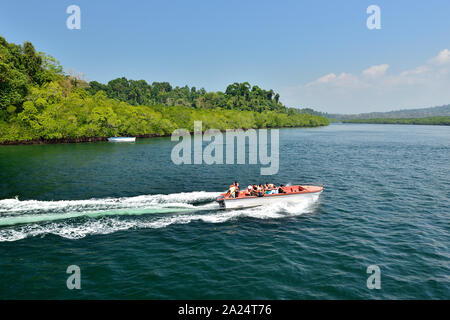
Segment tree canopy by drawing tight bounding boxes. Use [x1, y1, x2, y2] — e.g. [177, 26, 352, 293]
[0, 36, 329, 143]
[87, 78, 287, 113]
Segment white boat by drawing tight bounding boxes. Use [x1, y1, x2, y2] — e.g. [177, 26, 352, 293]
[107, 137, 136, 142]
[216, 185, 323, 209]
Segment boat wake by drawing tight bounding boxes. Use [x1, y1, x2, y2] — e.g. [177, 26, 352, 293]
[0, 191, 320, 242]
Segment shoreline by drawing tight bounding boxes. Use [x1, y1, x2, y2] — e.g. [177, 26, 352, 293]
[0, 125, 328, 146]
[0, 133, 170, 146]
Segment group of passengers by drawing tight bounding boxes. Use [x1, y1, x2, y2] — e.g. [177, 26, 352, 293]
[226, 181, 285, 198]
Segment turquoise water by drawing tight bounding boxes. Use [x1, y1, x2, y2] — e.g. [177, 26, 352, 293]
[0, 124, 448, 299]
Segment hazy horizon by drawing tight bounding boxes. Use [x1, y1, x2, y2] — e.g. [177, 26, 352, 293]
[312, 103, 450, 115]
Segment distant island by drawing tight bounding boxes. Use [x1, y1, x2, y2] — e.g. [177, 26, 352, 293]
[296, 105, 450, 125]
[342, 116, 450, 125]
[0, 36, 328, 145]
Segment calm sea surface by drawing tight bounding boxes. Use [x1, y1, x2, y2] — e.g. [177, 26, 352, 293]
[0, 124, 448, 299]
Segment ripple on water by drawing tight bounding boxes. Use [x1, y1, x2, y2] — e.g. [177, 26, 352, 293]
[0, 124, 449, 299]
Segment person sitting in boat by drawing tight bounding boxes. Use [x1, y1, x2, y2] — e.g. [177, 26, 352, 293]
[234, 181, 240, 197]
[257, 184, 265, 197]
[227, 183, 237, 198]
[278, 184, 286, 193]
[250, 185, 259, 197]
[266, 182, 278, 194]
[264, 183, 272, 194]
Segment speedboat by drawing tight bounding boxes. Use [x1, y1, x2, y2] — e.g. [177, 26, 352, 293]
[216, 185, 323, 209]
[107, 137, 136, 142]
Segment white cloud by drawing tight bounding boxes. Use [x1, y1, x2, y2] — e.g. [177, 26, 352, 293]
[307, 72, 363, 89]
[362, 64, 389, 77]
[429, 49, 450, 65]
[281, 49, 450, 113]
[399, 65, 430, 77]
[310, 73, 336, 84]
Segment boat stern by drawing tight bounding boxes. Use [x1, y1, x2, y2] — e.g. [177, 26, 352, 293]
[216, 195, 226, 208]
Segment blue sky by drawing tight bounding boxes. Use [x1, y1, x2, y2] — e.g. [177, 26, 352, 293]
[1, 0, 450, 113]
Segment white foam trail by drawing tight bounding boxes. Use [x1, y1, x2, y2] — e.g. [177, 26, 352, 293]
[0, 193, 321, 242]
[0, 207, 195, 227]
[0, 191, 221, 216]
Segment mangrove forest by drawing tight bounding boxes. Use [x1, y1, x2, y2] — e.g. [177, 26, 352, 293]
[0, 36, 329, 144]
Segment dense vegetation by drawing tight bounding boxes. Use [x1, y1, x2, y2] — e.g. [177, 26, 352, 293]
[0, 36, 328, 143]
[342, 117, 450, 125]
[87, 78, 287, 113]
[296, 108, 340, 122]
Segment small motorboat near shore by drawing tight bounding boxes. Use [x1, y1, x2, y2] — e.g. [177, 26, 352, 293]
[107, 137, 136, 142]
[216, 185, 323, 209]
